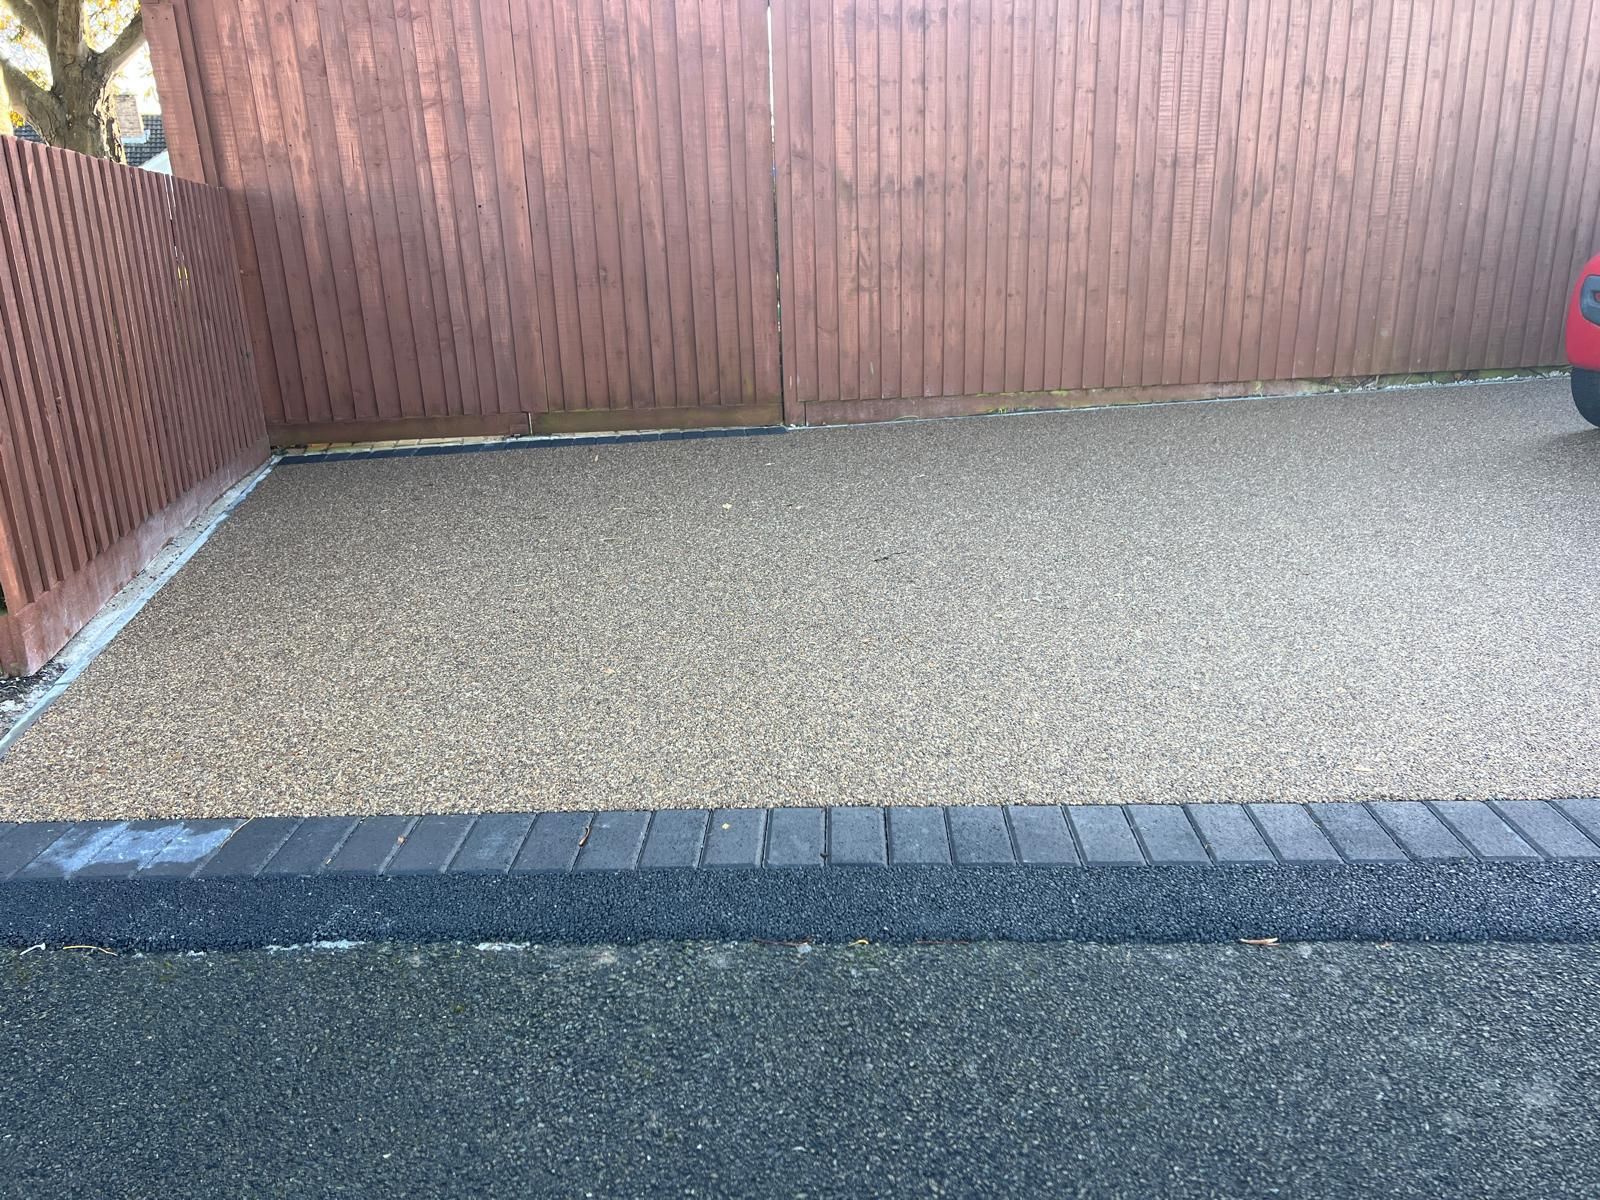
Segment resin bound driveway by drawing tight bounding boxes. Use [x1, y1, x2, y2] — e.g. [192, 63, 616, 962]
[2, 377, 1597, 822]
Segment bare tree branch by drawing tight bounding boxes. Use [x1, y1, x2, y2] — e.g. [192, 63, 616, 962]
[0, 51, 60, 126]
[91, 10, 144, 78]
[5, 0, 53, 48]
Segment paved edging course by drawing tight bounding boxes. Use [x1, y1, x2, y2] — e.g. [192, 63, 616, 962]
[2, 799, 1599, 948]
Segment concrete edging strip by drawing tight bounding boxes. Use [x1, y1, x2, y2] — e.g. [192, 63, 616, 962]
[2, 799, 1598, 949]
[0, 457, 279, 761]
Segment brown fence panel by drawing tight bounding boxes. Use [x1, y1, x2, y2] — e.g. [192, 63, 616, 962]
[147, 0, 782, 444]
[0, 140, 268, 676]
[772, 0, 1600, 423]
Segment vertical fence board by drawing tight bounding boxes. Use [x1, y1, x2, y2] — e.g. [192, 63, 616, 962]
[879, 0, 903, 397]
[979, 0, 1011, 393]
[503, 0, 564, 410]
[738, 0, 781, 404]
[959, 0, 990, 394]
[900, 0, 926, 398]
[941, 0, 970, 394]
[404, 0, 477, 414]
[449, 0, 523, 411]
[834, 0, 861, 404]
[1018, 0, 1052, 391]
[604, 0, 660, 406]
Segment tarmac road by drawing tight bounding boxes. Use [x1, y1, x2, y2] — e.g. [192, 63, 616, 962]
[4, 938, 1597, 1198]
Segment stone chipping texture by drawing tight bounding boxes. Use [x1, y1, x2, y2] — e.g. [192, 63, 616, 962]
[2, 378, 1598, 820]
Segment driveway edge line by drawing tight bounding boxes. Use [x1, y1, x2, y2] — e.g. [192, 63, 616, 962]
[2, 800, 1598, 948]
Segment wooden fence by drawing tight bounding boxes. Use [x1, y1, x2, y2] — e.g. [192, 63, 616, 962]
[772, 0, 1600, 423]
[0, 140, 268, 675]
[146, 0, 782, 444]
[141, 0, 1600, 435]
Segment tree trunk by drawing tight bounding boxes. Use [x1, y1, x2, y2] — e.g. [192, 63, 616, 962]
[23, 68, 126, 163]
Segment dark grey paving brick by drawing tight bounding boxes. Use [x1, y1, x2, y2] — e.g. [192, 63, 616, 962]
[1307, 803, 1408, 864]
[1006, 806, 1078, 865]
[639, 810, 710, 869]
[72, 821, 194, 879]
[194, 818, 302, 879]
[887, 808, 951, 865]
[575, 812, 650, 871]
[1491, 800, 1600, 860]
[1066, 807, 1145, 866]
[1, 822, 76, 880]
[258, 817, 360, 877]
[450, 814, 534, 875]
[325, 816, 418, 875]
[138, 821, 245, 879]
[946, 807, 1015, 865]
[765, 808, 824, 868]
[513, 812, 592, 873]
[703, 809, 767, 868]
[1185, 805, 1275, 865]
[1126, 805, 1210, 865]
[1555, 799, 1600, 846]
[1368, 801, 1473, 862]
[1249, 804, 1342, 864]
[1428, 801, 1540, 861]
[14, 823, 120, 880]
[384, 815, 478, 875]
[829, 807, 888, 866]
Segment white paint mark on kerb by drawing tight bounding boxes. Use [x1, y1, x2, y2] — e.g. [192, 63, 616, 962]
[0, 456, 279, 761]
[25, 821, 228, 876]
[142, 824, 237, 868]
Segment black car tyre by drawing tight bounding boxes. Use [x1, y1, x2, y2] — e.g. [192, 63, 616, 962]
[1576, 368, 1600, 427]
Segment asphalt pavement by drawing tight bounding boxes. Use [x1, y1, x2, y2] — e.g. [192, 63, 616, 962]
[4, 378, 1599, 819]
[3, 938, 1597, 1198]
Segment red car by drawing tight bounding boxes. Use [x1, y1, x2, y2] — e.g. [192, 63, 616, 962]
[1570, 251, 1600, 426]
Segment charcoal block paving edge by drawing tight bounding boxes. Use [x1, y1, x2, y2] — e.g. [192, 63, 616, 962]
[1, 801, 1598, 949]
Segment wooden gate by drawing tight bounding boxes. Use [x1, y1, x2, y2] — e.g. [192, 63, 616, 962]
[770, 0, 1600, 424]
[146, 0, 781, 443]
